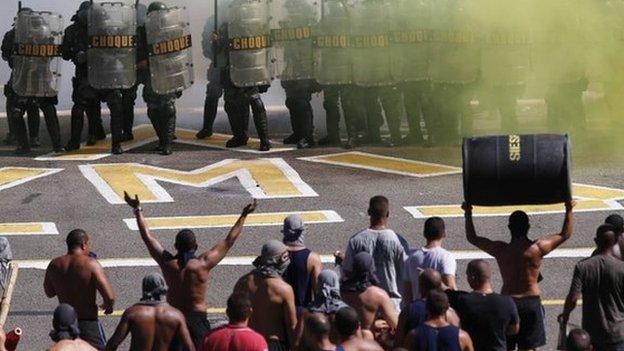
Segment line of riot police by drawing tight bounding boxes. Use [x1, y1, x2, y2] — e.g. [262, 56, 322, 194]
[4, 0, 623, 154]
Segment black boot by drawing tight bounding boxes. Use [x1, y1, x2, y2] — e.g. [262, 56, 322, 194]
[160, 104, 176, 156]
[66, 105, 84, 151]
[225, 103, 249, 148]
[197, 95, 219, 139]
[283, 112, 300, 144]
[108, 93, 124, 155]
[27, 104, 40, 146]
[253, 111, 271, 151]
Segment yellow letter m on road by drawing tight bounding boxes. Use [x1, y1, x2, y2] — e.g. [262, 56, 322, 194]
[79, 158, 318, 204]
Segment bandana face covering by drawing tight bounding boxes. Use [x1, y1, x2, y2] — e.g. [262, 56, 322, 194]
[252, 254, 290, 278]
[341, 252, 379, 293]
[308, 270, 348, 314]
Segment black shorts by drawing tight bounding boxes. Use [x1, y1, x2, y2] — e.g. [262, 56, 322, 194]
[78, 319, 106, 350]
[186, 311, 211, 350]
[506, 296, 546, 350]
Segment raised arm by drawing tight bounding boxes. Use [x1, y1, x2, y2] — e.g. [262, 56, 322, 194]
[104, 310, 130, 350]
[201, 200, 257, 268]
[537, 200, 576, 256]
[463, 203, 503, 256]
[91, 260, 115, 315]
[125, 192, 166, 265]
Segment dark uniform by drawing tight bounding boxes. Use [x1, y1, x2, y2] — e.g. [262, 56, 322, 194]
[2, 13, 61, 154]
[319, 84, 359, 148]
[220, 24, 271, 152]
[61, 2, 106, 151]
[196, 18, 224, 140]
[282, 79, 319, 148]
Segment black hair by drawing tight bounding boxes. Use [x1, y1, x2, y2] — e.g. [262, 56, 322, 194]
[595, 224, 617, 250]
[368, 196, 389, 220]
[426, 290, 449, 317]
[305, 313, 331, 337]
[424, 217, 445, 241]
[605, 214, 624, 236]
[335, 306, 360, 337]
[566, 329, 592, 351]
[508, 211, 530, 238]
[226, 293, 252, 323]
[175, 229, 198, 252]
[66, 229, 88, 251]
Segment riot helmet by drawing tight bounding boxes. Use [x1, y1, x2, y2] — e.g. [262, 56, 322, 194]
[147, 2, 167, 14]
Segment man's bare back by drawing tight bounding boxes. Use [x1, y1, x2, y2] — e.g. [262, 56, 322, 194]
[234, 273, 296, 345]
[342, 286, 398, 330]
[463, 201, 574, 298]
[47, 339, 97, 351]
[44, 232, 115, 320]
[105, 303, 195, 351]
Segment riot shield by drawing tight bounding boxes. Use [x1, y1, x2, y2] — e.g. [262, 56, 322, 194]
[145, 6, 194, 95]
[350, 0, 394, 87]
[428, 0, 479, 84]
[478, 0, 530, 87]
[88, 2, 137, 90]
[389, 0, 432, 83]
[11, 11, 64, 97]
[228, 0, 271, 87]
[270, 0, 320, 81]
[313, 0, 351, 85]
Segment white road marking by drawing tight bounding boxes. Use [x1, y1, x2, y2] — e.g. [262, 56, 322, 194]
[15, 247, 594, 270]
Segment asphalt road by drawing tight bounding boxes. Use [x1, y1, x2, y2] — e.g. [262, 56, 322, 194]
[0, 103, 622, 350]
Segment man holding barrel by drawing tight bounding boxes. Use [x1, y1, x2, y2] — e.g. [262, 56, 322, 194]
[462, 200, 575, 351]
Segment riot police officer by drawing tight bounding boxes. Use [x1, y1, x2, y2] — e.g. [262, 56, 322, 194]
[87, 1, 138, 154]
[196, 13, 226, 140]
[62, 1, 106, 151]
[138, 2, 194, 155]
[5, 7, 63, 154]
[222, 0, 272, 152]
[1, 9, 41, 148]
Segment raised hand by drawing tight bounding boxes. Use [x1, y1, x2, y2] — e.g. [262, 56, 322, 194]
[124, 191, 141, 209]
[242, 199, 258, 216]
[565, 199, 577, 212]
[461, 202, 473, 214]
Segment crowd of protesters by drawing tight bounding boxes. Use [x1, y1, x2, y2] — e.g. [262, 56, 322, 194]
[26, 192, 624, 350]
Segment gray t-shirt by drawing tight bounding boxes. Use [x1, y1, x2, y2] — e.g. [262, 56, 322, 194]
[405, 246, 457, 300]
[342, 228, 407, 309]
[569, 254, 624, 344]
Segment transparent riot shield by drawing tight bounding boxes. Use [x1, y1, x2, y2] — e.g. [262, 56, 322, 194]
[270, 0, 320, 81]
[350, 0, 394, 86]
[428, 0, 479, 84]
[389, 0, 432, 83]
[228, 0, 271, 87]
[313, 0, 351, 85]
[146, 6, 194, 94]
[11, 11, 64, 97]
[88, 2, 137, 90]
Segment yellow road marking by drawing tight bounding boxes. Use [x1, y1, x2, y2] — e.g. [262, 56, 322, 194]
[79, 159, 318, 204]
[0, 167, 63, 191]
[0, 222, 58, 235]
[123, 210, 343, 230]
[406, 183, 624, 218]
[299, 151, 460, 177]
[35, 125, 157, 161]
[174, 128, 294, 154]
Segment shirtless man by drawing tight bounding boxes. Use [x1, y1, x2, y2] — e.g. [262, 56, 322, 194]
[463, 200, 575, 350]
[124, 191, 257, 349]
[44, 230, 115, 350]
[340, 252, 398, 331]
[105, 273, 196, 351]
[334, 307, 383, 351]
[47, 303, 98, 351]
[233, 240, 297, 350]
